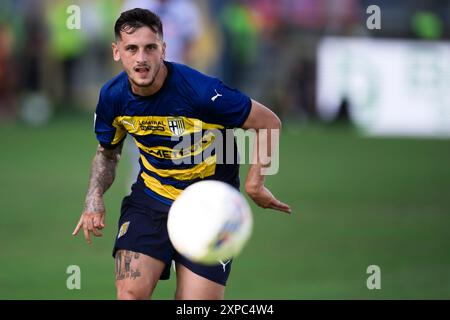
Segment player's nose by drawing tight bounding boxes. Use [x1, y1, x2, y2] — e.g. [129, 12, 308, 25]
[136, 48, 148, 64]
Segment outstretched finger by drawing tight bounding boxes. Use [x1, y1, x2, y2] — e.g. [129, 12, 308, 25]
[72, 219, 82, 236]
[270, 199, 292, 214]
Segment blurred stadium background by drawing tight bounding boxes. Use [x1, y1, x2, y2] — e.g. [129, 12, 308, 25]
[1, 0, 449, 299]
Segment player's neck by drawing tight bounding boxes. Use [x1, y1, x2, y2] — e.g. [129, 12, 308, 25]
[130, 62, 168, 97]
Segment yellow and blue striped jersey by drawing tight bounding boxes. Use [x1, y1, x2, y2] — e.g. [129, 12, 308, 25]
[94, 62, 251, 208]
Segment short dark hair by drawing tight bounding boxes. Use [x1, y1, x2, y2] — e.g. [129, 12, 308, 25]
[114, 8, 163, 40]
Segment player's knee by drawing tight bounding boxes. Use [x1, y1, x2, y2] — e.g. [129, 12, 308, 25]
[116, 285, 149, 300]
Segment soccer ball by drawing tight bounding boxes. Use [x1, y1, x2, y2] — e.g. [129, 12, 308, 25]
[167, 180, 253, 265]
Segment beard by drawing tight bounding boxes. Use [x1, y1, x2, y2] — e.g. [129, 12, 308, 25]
[129, 61, 162, 88]
[129, 75, 156, 88]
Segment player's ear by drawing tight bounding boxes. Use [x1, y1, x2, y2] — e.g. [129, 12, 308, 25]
[112, 41, 120, 62]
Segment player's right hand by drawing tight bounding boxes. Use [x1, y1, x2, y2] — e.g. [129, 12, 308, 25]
[72, 211, 106, 245]
[246, 184, 292, 214]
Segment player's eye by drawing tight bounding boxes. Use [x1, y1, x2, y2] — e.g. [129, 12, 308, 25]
[146, 44, 158, 51]
[126, 46, 137, 52]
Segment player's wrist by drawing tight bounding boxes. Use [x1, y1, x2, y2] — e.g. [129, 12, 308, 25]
[245, 181, 263, 196]
[245, 168, 265, 193]
[84, 195, 105, 214]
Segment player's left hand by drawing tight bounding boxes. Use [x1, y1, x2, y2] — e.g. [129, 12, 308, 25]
[246, 185, 291, 214]
[72, 211, 106, 245]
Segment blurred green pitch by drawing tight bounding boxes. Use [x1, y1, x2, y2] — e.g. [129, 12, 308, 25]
[1, 115, 449, 299]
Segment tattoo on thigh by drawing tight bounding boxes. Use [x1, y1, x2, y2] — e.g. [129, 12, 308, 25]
[115, 251, 142, 281]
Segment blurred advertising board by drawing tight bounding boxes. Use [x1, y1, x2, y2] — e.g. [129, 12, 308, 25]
[317, 37, 450, 137]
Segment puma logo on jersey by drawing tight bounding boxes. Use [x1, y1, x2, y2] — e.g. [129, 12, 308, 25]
[211, 89, 223, 102]
[122, 120, 135, 130]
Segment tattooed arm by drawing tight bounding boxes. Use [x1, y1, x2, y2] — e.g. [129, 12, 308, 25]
[72, 142, 123, 244]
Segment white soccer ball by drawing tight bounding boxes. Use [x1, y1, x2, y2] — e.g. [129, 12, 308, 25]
[167, 180, 253, 265]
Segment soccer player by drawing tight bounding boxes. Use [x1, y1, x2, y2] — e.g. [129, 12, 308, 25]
[72, 8, 291, 300]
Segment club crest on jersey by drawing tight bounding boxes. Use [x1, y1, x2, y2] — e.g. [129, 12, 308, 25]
[118, 221, 130, 239]
[168, 117, 185, 136]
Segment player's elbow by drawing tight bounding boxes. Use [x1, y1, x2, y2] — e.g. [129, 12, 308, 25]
[261, 103, 281, 130]
[245, 100, 282, 131]
[262, 111, 282, 132]
[258, 109, 282, 131]
[271, 113, 282, 130]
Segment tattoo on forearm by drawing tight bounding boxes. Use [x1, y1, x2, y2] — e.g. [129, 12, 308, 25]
[115, 251, 142, 281]
[84, 143, 123, 213]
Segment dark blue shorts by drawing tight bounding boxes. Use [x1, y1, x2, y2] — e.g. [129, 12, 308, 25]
[112, 192, 232, 286]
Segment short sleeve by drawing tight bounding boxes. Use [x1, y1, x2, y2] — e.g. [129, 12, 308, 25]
[94, 88, 126, 149]
[200, 79, 252, 128]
